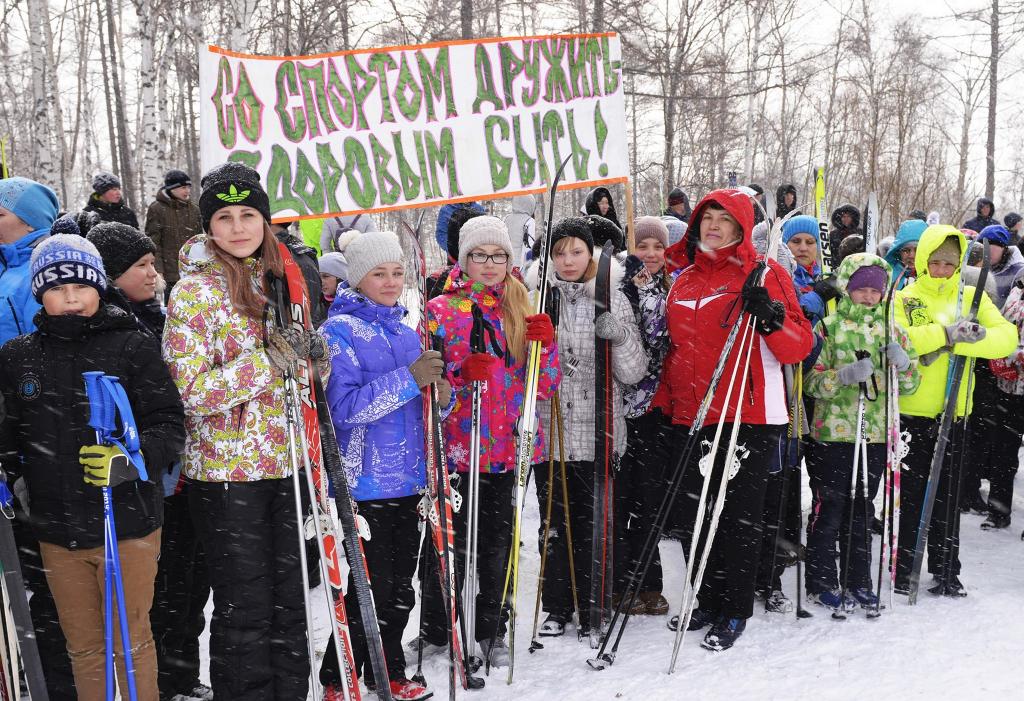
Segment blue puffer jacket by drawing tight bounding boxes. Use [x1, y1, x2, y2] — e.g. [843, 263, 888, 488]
[320, 285, 427, 501]
[0, 228, 49, 346]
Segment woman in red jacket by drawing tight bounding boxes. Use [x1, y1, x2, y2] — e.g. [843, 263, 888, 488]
[653, 189, 813, 651]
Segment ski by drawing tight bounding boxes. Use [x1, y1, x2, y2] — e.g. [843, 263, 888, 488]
[907, 241, 990, 604]
[814, 168, 836, 314]
[463, 304, 486, 668]
[401, 217, 483, 696]
[880, 268, 908, 611]
[0, 483, 47, 701]
[501, 154, 572, 682]
[270, 244, 390, 701]
[864, 192, 879, 255]
[589, 241, 614, 649]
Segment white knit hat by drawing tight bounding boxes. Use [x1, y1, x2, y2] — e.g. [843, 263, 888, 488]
[344, 231, 404, 287]
[457, 216, 513, 271]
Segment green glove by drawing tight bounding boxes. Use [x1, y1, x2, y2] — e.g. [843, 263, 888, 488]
[80, 445, 139, 488]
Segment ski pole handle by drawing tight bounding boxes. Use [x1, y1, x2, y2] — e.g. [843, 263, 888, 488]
[83, 371, 114, 443]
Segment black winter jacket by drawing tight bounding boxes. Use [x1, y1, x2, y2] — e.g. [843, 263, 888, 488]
[84, 193, 140, 229]
[0, 305, 185, 549]
[963, 197, 998, 233]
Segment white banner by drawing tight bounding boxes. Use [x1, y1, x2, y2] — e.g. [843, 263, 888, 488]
[199, 34, 629, 221]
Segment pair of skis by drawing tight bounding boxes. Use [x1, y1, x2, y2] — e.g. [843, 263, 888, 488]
[401, 216, 484, 697]
[268, 244, 392, 701]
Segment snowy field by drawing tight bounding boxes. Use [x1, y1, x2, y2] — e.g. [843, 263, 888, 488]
[200, 467, 1024, 701]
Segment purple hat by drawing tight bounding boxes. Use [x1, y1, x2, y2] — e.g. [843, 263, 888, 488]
[847, 265, 888, 293]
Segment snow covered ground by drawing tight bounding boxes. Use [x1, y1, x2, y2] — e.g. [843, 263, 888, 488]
[200, 468, 1024, 700]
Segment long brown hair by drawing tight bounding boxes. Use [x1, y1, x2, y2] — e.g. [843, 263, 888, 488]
[206, 222, 284, 319]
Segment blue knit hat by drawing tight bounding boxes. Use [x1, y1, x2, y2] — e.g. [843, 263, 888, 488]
[782, 215, 821, 244]
[0, 177, 59, 233]
[978, 224, 1011, 247]
[29, 234, 107, 301]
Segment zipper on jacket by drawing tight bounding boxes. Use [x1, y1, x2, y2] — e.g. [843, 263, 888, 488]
[235, 401, 248, 435]
[6, 298, 22, 335]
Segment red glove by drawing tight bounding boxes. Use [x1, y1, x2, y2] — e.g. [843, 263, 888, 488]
[461, 353, 497, 382]
[525, 313, 555, 347]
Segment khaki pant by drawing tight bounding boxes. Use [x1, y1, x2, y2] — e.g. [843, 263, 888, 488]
[40, 529, 161, 701]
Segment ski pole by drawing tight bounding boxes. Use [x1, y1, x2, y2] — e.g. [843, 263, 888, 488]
[83, 372, 139, 701]
[834, 355, 868, 622]
[529, 410, 559, 653]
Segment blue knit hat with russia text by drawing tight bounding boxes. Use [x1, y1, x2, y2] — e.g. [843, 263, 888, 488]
[0, 177, 59, 233]
[781, 215, 821, 245]
[30, 234, 107, 302]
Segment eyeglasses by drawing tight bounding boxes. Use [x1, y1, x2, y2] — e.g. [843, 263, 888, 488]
[469, 252, 510, 265]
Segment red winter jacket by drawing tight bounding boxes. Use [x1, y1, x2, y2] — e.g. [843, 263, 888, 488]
[652, 189, 813, 427]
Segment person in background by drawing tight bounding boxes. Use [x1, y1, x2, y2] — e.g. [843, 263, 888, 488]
[318, 252, 348, 317]
[884, 219, 927, 290]
[664, 187, 692, 224]
[320, 213, 377, 256]
[661, 215, 686, 246]
[963, 197, 998, 233]
[145, 169, 201, 301]
[84, 171, 139, 228]
[504, 194, 536, 265]
[584, 186, 623, 231]
[776, 184, 799, 219]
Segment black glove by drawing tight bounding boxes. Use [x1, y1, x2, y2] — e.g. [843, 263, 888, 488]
[812, 276, 841, 303]
[742, 285, 786, 335]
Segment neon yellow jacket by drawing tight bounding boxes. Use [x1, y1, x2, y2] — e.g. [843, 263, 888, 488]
[895, 226, 1017, 418]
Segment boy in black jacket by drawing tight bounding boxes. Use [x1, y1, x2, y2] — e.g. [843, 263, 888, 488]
[0, 234, 185, 700]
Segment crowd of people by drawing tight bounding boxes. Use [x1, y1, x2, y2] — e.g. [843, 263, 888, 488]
[0, 165, 1022, 701]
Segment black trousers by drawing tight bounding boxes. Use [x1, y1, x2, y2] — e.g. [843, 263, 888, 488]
[804, 441, 885, 594]
[963, 364, 1002, 497]
[985, 392, 1024, 518]
[320, 495, 420, 687]
[667, 422, 780, 621]
[152, 490, 210, 698]
[189, 478, 309, 701]
[610, 412, 669, 596]
[12, 507, 77, 700]
[538, 460, 612, 629]
[896, 415, 964, 585]
[420, 471, 514, 644]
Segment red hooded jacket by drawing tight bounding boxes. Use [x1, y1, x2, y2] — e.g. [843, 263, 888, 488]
[652, 189, 813, 426]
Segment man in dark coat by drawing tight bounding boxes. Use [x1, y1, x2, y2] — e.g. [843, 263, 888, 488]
[963, 197, 998, 232]
[664, 186, 691, 223]
[829, 203, 861, 254]
[83, 171, 139, 228]
[145, 169, 201, 295]
[776, 184, 799, 219]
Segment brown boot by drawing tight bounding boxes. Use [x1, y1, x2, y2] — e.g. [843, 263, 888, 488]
[612, 594, 647, 615]
[639, 591, 670, 616]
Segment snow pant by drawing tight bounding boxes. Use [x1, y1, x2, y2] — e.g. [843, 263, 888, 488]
[320, 495, 420, 688]
[610, 411, 669, 597]
[985, 391, 1024, 519]
[12, 507, 77, 700]
[804, 441, 885, 594]
[151, 490, 209, 699]
[39, 529, 160, 701]
[189, 478, 309, 701]
[963, 363, 1001, 498]
[895, 415, 964, 586]
[539, 460, 613, 630]
[667, 422, 780, 621]
[420, 471, 514, 644]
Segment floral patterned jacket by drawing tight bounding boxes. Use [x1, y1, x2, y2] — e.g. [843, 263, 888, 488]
[427, 267, 561, 473]
[806, 253, 920, 443]
[162, 236, 288, 482]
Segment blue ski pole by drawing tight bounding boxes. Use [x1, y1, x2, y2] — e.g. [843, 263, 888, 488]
[83, 372, 144, 701]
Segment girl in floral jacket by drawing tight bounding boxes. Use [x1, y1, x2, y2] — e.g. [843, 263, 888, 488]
[422, 216, 559, 666]
[804, 253, 920, 611]
[162, 163, 325, 699]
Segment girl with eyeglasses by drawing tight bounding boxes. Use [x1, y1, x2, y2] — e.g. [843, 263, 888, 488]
[420, 216, 561, 665]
